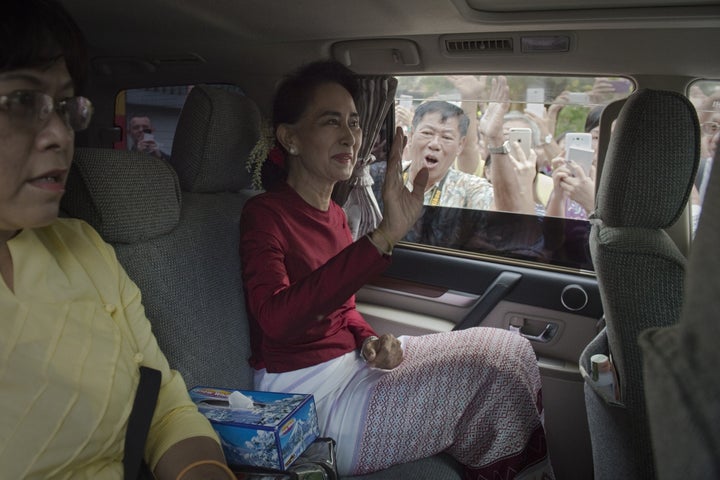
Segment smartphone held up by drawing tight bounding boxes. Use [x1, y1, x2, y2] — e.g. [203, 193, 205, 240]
[567, 147, 594, 175]
[509, 128, 532, 158]
[564, 132, 594, 175]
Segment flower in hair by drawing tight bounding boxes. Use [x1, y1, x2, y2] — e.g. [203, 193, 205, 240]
[247, 119, 278, 190]
[268, 146, 285, 169]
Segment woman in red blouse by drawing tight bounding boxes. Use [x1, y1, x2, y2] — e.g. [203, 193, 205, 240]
[240, 60, 554, 479]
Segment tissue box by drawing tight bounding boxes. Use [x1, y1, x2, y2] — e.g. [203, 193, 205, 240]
[189, 387, 320, 470]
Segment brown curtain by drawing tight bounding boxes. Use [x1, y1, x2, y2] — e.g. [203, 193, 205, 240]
[333, 76, 398, 239]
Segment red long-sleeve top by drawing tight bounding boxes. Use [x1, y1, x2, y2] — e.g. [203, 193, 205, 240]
[240, 183, 391, 373]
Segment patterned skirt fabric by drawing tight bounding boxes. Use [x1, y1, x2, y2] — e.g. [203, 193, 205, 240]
[255, 327, 553, 478]
[354, 328, 551, 478]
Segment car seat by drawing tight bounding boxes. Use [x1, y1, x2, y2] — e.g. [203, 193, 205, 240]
[63, 85, 463, 479]
[580, 88, 700, 479]
[61, 84, 263, 390]
[639, 143, 720, 479]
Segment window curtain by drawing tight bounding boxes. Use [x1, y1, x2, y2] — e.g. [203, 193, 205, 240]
[332, 76, 398, 240]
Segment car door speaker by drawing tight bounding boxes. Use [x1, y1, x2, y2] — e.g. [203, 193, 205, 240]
[561, 284, 588, 311]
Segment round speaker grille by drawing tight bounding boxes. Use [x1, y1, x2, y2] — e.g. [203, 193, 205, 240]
[561, 284, 588, 311]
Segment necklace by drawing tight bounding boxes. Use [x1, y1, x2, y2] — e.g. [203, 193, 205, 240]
[402, 170, 443, 206]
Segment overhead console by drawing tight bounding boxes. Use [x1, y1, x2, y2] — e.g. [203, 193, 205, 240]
[450, 0, 720, 27]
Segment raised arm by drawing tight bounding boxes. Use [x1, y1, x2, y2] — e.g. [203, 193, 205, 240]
[448, 75, 487, 174]
[480, 76, 537, 214]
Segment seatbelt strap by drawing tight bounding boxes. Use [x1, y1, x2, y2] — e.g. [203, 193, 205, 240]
[123, 366, 162, 480]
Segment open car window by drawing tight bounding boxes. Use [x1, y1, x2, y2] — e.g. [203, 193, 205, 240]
[371, 74, 637, 272]
[688, 79, 720, 233]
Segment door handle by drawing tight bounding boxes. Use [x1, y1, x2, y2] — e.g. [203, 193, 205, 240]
[509, 318, 558, 343]
[453, 271, 522, 331]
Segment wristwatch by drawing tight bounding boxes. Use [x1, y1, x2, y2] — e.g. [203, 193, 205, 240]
[542, 133, 554, 145]
[488, 141, 510, 155]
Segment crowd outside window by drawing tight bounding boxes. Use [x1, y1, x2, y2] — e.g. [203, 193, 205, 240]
[545, 106, 602, 219]
[687, 86, 720, 233]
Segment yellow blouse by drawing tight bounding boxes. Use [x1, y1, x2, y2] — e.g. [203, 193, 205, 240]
[0, 219, 218, 479]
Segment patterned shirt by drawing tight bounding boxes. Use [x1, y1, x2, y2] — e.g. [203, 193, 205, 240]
[407, 167, 494, 210]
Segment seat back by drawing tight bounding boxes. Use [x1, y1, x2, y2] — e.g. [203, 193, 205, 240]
[640, 143, 720, 479]
[62, 86, 466, 480]
[61, 84, 262, 390]
[581, 88, 700, 479]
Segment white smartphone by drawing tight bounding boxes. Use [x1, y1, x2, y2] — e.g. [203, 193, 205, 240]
[564, 132, 592, 162]
[567, 146, 594, 175]
[568, 92, 589, 105]
[526, 87, 545, 117]
[609, 79, 631, 94]
[509, 127, 532, 158]
[143, 133, 155, 142]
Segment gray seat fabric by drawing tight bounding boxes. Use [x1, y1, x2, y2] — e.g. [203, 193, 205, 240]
[63, 85, 461, 478]
[581, 88, 700, 479]
[61, 84, 263, 391]
[639, 144, 720, 479]
[170, 85, 260, 195]
[62, 145, 255, 391]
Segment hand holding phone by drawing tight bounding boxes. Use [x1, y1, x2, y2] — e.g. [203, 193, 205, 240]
[564, 132, 592, 161]
[526, 87, 545, 117]
[567, 146, 594, 175]
[563, 132, 593, 175]
[509, 127, 532, 158]
[609, 79, 631, 93]
[567, 92, 589, 105]
[140, 132, 158, 153]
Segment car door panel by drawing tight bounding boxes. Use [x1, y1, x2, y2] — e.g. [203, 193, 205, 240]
[356, 247, 598, 480]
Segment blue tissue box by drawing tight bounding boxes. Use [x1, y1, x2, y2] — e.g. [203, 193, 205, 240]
[189, 386, 320, 470]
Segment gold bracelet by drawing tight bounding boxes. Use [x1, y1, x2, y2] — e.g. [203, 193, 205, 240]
[175, 459, 235, 480]
[374, 228, 395, 253]
[367, 234, 391, 256]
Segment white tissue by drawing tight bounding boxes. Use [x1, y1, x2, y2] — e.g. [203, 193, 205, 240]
[228, 390, 254, 410]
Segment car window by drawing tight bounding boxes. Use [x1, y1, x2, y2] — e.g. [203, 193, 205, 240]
[371, 74, 636, 272]
[687, 79, 720, 234]
[113, 84, 244, 159]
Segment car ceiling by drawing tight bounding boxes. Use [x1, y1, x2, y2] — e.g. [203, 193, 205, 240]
[62, 0, 720, 91]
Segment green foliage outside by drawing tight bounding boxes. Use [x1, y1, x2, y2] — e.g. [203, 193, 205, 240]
[395, 75, 621, 135]
[555, 106, 591, 138]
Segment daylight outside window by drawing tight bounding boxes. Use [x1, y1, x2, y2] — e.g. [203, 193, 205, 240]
[370, 74, 636, 272]
[687, 79, 720, 234]
[114, 84, 244, 161]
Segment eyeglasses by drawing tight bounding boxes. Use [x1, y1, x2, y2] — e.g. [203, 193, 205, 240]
[0, 90, 94, 132]
[701, 121, 719, 136]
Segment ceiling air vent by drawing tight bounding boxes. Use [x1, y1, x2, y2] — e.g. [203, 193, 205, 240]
[445, 38, 513, 54]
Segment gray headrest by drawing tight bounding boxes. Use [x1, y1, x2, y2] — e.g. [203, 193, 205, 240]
[61, 148, 181, 243]
[595, 89, 700, 228]
[170, 85, 262, 193]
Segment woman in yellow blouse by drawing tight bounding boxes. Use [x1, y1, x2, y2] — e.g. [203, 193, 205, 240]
[0, 1, 233, 479]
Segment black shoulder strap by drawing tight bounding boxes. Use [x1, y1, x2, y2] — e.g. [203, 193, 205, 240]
[124, 366, 162, 480]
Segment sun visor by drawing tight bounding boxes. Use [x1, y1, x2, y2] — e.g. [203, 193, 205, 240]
[332, 39, 422, 74]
